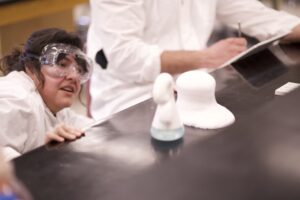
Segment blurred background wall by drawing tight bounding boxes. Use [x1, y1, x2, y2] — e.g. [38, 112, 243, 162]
[0, 0, 89, 58]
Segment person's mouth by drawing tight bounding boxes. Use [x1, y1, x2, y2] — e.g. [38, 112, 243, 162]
[60, 85, 77, 93]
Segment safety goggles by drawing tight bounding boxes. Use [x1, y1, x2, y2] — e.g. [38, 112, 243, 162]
[39, 43, 93, 84]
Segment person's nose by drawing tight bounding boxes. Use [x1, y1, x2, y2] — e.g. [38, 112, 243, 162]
[65, 65, 80, 81]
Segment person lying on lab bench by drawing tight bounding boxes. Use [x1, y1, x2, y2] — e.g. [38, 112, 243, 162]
[0, 28, 94, 161]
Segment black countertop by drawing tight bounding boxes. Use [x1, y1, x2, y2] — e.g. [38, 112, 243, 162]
[13, 43, 300, 200]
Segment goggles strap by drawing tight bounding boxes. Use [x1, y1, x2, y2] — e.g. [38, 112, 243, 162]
[23, 52, 40, 60]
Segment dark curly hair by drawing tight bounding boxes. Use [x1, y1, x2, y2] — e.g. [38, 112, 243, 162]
[0, 28, 83, 85]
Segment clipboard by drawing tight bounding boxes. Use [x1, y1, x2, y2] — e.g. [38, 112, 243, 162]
[230, 46, 288, 88]
[219, 32, 290, 68]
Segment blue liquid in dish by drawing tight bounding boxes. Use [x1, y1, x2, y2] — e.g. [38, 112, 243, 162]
[151, 127, 184, 141]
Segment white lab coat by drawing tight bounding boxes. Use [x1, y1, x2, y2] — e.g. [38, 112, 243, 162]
[87, 0, 300, 120]
[0, 71, 92, 160]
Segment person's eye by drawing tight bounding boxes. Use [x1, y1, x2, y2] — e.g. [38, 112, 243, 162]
[57, 59, 72, 68]
[75, 58, 88, 74]
[58, 62, 67, 67]
[76, 67, 84, 75]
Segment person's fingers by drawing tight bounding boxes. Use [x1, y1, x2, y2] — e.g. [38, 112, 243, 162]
[225, 37, 247, 46]
[224, 39, 247, 55]
[61, 124, 84, 138]
[222, 38, 247, 54]
[45, 123, 85, 144]
[235, 38, 247, 46]
[45, 132, 65, 143]
[231, 44, 247, 54]
[56, 124, 77, 140]
[209, 37, 247, 54]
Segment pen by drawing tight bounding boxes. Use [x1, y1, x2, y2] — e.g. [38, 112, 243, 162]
[238, 22, 242, 37]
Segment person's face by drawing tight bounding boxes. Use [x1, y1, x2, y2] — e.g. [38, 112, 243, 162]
[37, 55, 81, 114]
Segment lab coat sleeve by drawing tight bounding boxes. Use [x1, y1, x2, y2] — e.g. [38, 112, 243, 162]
[57, 108, 94, 130]
[0, 98, 32, 160]
[2, 147, 21, 161]
[216, 0, 300, 41]
[89, 0, 162, 83]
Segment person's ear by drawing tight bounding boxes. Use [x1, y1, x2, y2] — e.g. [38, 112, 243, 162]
[25, 67, 41, 88]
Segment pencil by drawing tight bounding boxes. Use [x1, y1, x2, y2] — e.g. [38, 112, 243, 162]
[238, 22, 242, 37]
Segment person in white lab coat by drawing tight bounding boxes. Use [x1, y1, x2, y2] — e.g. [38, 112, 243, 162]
[87, 0, 300, 120]
[0, 28, 94, 160]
